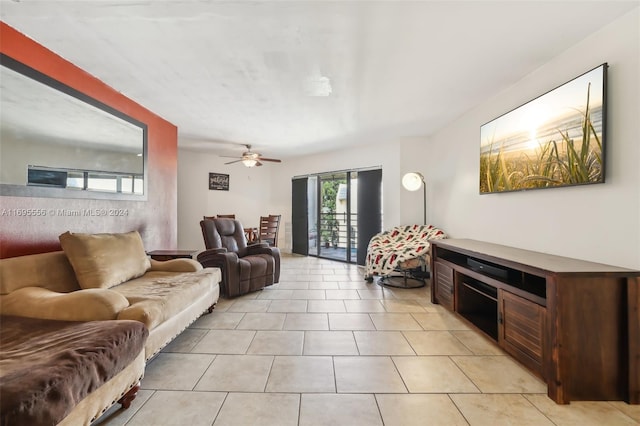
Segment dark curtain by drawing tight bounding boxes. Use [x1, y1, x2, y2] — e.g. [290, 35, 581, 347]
[291, 177, 308, 255]
[356, 169, 382, 265]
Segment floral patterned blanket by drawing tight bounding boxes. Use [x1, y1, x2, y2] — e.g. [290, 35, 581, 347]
[364, 225, 446, 278]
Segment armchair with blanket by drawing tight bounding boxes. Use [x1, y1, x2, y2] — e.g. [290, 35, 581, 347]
[198, 218, 281, 297]
[365, 224, 447, 286]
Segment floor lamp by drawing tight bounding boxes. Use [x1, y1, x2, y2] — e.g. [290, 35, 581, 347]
[402, 172, 426, 225]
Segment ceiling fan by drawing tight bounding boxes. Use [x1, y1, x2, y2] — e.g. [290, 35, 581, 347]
[222, 144, 282, 167]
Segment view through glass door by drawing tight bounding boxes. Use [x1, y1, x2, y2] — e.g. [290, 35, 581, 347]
[308, 172, 358, 263]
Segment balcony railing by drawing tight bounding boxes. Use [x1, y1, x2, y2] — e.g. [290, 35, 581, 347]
[316, 212, 357, 249]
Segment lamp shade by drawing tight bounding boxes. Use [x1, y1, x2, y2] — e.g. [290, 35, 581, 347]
[242, 158, 258, 167]
[402, 172, 424, 191]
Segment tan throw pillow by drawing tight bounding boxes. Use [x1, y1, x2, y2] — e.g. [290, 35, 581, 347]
[59, 230, 151, 289]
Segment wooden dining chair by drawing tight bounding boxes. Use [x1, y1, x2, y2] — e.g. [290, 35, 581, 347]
[258, 215, 281, 247]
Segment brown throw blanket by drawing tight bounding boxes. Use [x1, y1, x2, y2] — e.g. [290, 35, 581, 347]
[0, 315, 148, 426]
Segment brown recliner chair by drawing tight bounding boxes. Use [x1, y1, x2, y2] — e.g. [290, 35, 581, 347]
[197, 218, 280, 297]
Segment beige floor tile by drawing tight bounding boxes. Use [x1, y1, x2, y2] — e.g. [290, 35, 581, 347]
[450, 330, 504, 355]
[94, 389, 154, 426]
[356, 289, 396, 300]
[451, 355, 547, 393]
[325, 289, 361, 299]
[226, 299, 271, 313]
[386, 287, 431, 300]
[190, 312, 245, 329]
[211, 297, 233, 312]
[334, 356, 407, 393]
[354, 331, 415, 355]
[307, 299, 346, 312]
[192, 330, 255, 354]
[290, 289, 326, 299]
[233, 292, 260, 300]
[235, 312, 286, 330]
[524, 395, 639, 426]
[452, 394, 554, 426]
[142, 353, 214, 390]
[213, 393, 300, 426]
[380, 299, 427, 313]
[403, 330, 473, 355]
[265, 356, 335, 392]
[376, 394, 469, 426]
[162, 328, 208, 353]
[246, 330, 304, 355]
[344, 299, 386, 313]
[370, 313, 423, 330]
[304, 275, 325, 282]
[338, 281, 372, 290]
[328, 313, 376, 330]
[609, 401, 640, 423]
[412, 312, 471, 330]
[267, 299, 308, 312]
[415, 298, 451, 312]
[256, 289, 294, 299]
[330, 274, 360, 282]
[110, 255, 635, 426]
[393, 356, 480, 393]
[299, 394, 383, 426]
[275, 281, 310, 290]
[283, 313, 329, 330]
[309, 281, 340, 289]
[303, 331, 358, 355]
[126, 390, 225, 426]
[194, 354, 274, 392]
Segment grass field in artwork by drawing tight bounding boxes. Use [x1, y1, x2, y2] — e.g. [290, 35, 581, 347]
[480, 65, 605, 194]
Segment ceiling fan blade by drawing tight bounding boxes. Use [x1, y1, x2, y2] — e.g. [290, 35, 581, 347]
[224, 159, 243, 165]
[258, 157, 282, 163]
[220, 155, 242, 159]
[255, 161, 263, 167]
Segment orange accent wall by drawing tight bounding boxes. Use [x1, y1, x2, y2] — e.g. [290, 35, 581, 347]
[0, 22, 178, 258]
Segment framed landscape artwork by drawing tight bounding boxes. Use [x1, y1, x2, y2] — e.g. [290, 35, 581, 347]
[480, 63, 607, 194]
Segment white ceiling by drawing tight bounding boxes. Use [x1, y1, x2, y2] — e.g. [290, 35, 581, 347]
[1, 0, 637, 159]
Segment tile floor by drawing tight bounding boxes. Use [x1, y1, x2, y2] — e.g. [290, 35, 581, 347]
[98, 255, 640, 425]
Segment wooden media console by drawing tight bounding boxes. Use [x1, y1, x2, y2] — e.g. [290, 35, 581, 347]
[430, 239, 639, 404]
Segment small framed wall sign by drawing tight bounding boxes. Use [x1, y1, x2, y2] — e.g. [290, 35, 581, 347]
[209, 173, 229, 191]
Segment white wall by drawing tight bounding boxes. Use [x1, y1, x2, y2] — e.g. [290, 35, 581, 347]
[423, 9, 640, 268]
[177, 148, 273, 251]
[399, 136, 431, 225]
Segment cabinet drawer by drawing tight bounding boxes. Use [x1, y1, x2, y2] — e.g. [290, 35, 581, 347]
[499, 290, 545, 377]
[435, 262, 454, 310]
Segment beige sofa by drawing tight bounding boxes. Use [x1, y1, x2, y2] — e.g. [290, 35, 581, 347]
[0, 231, 221, 424]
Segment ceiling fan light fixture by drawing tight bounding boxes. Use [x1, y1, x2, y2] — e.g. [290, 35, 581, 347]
[242, 158, 258, 167]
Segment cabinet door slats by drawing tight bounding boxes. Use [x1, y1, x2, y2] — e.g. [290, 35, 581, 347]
[499, 290, 544, 375]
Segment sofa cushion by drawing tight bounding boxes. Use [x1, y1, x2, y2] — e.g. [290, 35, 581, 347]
[114, 270, 216, 330]
[0, 315, 147, 426]
[59, 231, 151, 290]
[0, 287, 129, 321]
[0, 251, 80, 295]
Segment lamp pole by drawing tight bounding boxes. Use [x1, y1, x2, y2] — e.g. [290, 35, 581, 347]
[422, 181, 426, 225]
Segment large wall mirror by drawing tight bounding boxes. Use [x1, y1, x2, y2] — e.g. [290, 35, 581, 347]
[0, 54, 147, 200]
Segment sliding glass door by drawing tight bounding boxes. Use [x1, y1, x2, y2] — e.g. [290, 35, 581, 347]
[292, 168, 381, 265]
